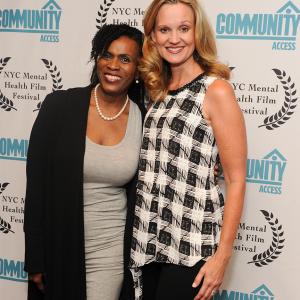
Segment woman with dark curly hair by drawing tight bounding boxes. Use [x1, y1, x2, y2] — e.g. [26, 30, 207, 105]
[24, 24, 145, 300]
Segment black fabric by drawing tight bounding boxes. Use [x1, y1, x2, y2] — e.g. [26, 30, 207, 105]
[142, 260, 205, 300]
[28, 280, 45, 300]
[24, 86, 145, 300]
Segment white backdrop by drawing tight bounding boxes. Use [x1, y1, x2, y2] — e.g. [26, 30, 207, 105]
[0, 1, 299, 299]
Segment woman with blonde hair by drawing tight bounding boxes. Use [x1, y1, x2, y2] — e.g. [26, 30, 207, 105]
[129, 1, 247, 299]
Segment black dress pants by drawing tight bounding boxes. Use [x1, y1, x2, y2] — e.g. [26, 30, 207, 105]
[142, 260, 205, 300]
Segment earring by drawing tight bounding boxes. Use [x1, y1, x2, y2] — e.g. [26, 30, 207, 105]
[135, 78, 139, 84]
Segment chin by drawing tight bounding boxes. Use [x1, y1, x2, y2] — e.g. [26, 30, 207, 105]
[101, 82, 120, 91]
[166, 58, 186, 66]
[162, 54, 184, 64]
[106, 87, 128, 96]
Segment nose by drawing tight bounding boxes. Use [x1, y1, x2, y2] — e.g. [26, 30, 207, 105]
[107, 57, 120, 70]
[169, 30, 180, 44]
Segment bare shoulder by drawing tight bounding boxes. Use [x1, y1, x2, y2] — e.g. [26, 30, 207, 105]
[203, 78, 241, 122]
[206, 79, 235, 103]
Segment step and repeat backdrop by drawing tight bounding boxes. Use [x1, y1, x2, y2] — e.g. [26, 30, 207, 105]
[0, 0, 299, 299]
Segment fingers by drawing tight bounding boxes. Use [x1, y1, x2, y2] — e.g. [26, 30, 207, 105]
[213, 161, 223, 183]
[29, 273, 45, 291]
[194, 283, 209, 300]
[193, 270, 218, 300]
[35, 280, 45, 291]
[193, 267, 221, 300]
[193, 256, 225, 300]
[192, 268, 204, 288]
[194, 285, 219, 300]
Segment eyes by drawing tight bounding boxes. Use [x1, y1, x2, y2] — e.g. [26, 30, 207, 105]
[101, 52, 111, 60]
[100, 52, 132, 64]
[158, 25, 191, 34]
[120, 55, 131, 63]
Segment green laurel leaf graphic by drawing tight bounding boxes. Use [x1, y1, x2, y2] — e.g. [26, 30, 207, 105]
[247, 210, 284, 267]
[258, 69, 298, 130]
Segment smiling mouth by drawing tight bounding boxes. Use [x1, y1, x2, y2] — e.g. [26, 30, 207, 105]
[166, 47, 184, 54]
[104, 74, 122, 82]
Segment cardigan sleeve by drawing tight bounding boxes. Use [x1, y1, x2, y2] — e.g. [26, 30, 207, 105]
[24, 92, 63, 273]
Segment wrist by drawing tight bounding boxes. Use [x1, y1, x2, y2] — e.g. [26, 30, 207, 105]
[214, 246, 232, 262]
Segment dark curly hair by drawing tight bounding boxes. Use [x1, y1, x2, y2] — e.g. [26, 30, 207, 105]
[90, 24, 145, 108]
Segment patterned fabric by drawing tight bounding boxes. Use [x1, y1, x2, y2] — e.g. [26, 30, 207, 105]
[130, 74, 225, 299]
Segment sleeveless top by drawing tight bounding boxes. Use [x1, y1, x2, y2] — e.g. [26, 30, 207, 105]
[130, 74, 225, 299]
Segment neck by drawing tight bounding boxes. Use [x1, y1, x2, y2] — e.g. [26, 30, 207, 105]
[96, 85, 127, 106]
[169, 59, 204, 90]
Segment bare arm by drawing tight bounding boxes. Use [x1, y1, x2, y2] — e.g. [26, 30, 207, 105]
[193, 79, 247, 300]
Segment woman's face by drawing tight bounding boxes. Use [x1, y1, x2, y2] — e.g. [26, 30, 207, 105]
[97, 36, 139, 96]
[151, 3, 196, 68]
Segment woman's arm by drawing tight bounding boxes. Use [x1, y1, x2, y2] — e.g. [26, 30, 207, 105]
[193, 79, 247, 300]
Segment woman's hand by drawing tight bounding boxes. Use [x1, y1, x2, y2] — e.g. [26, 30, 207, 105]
[213, 161, 223, 185]
[192, 252, 230, 300]
[28, 273, 45, 291]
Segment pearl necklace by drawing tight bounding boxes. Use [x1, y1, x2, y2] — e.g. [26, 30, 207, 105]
[94, 83, 129, 121]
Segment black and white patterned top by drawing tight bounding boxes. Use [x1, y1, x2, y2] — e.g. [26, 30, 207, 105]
[130, 74, 225, 299]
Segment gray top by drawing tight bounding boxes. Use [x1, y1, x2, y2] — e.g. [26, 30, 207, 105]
[83, 100, 142, 269]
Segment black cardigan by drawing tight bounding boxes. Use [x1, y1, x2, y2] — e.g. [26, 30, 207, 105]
[24, 86, 144, 300]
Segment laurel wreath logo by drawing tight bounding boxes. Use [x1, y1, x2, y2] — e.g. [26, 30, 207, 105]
[0, 90, 17, 112]
[96, 0, 116, 28]
[0, 182, 10, 195]
[34, 59, 64, 111]
[259, 69, 298, 130]
[0, 57, 11, 73]
[0, 183, 14, 234]
[0, 216, 14, 234]
[248, 210, 284, 267]
[0, 57, 17, 112]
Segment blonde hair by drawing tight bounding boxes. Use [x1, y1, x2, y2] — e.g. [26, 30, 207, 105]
[140, 0, 230, 101]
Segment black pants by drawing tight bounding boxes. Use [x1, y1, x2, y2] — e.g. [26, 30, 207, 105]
[142, 260, 205, 300]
